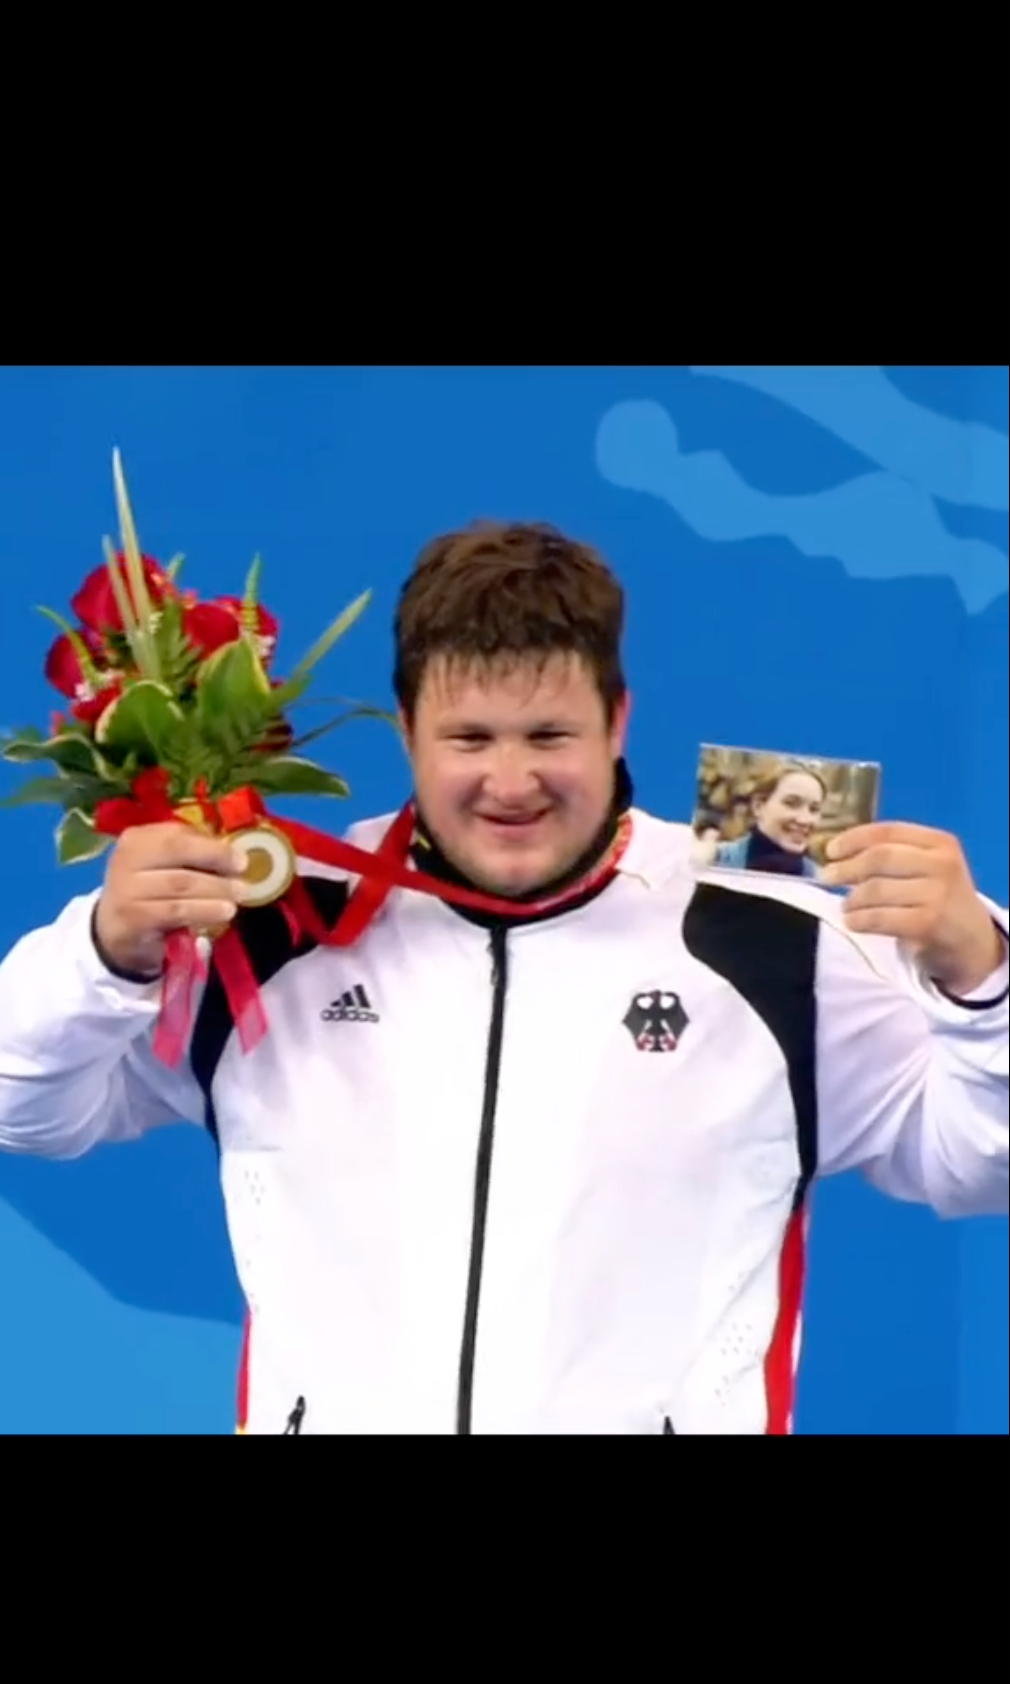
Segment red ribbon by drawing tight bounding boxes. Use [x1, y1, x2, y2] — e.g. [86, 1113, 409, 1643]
[93, 770, 632, 1065]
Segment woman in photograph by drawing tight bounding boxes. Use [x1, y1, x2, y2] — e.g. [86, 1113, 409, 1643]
[712, 762, 827, 877]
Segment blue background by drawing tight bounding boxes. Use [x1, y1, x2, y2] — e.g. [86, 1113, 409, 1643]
[0, 365, 1005, 1434]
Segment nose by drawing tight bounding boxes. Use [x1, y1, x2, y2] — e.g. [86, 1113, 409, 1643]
[482, 744, 540, 807]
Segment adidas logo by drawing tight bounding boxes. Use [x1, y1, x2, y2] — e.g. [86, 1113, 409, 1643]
[321, 984, 379, 1024]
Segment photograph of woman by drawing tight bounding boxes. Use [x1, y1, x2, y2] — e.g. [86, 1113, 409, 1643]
[692, 748, 880, 879]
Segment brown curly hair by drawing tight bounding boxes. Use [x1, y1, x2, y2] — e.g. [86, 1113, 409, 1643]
[393, 519, 626, 722]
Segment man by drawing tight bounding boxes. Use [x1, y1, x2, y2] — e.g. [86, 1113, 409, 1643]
[0, 521, 1006, 1433]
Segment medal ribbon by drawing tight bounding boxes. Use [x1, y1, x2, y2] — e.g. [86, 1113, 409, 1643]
[94, 769, 633, 1064]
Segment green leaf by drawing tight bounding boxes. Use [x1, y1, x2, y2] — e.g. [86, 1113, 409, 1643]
[241, 554, 262, 633]
[0, 722, 44, 745]
[267, 672, 311, 711]
[286, 589, 371, 686]
[101, 534, 153, 679]
[95, 680, 185, 762]
[151, 595, 201, 696]
[245, 756, 350, 798]
[1, 729, 112, 779]
[196, 635, 272, 713]
[111, 448, 162, 683]
[0, 771, 128, 811]
[194, 636, 275, 757]
[0, 775, 79, 809]
[56, 807, 113, 865]
[289, 703, 401, 751]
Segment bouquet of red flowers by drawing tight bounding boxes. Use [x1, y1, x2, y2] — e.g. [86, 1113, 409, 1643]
[0, 450, 398, 1061]
[1, 451, 382, 873]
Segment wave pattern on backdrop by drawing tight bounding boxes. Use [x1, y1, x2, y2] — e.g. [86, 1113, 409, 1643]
[0, 365, 1005, 1433]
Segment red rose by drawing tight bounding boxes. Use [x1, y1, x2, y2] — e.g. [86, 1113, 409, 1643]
[44, 633, 122, 726]
[183, 596, 280, 664]
[45, 634, 91, 699]
[208, 596, 279, 664]
[183, 601, 244, 658]
[71, 553, 174, 637]
[71, 682, 124, 727]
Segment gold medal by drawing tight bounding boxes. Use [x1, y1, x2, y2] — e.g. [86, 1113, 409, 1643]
[229, 823, 297, 907]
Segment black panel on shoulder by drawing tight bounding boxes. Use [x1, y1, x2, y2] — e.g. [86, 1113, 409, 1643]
[191, 874, 350, 1140]
[682, 882, 819, 1197]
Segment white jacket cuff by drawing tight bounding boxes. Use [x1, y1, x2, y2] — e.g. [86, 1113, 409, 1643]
[914, 901, 1008, 1016]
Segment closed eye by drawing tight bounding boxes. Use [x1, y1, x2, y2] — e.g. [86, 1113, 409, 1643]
[448, 730, 572, 746]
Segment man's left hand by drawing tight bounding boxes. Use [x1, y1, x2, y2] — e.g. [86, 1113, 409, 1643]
[821, 821, 1004, 997]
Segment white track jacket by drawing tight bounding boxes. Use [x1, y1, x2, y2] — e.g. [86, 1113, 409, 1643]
[0, 807, 1007, 1434]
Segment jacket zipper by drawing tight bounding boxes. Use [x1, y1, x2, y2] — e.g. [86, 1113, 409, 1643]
[456, 924, 509, 1435]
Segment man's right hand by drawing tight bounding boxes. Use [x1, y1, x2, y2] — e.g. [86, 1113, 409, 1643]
[93, 822, 249, 979]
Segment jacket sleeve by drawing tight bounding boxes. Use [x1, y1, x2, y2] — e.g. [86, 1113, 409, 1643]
[0, 891, 206, 1160]
[815, 898, 1009, 1216]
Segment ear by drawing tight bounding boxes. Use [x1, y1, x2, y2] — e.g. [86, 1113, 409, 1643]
[609, 689, 631, 755]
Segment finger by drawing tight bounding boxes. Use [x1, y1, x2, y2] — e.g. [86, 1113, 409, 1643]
[822, 843, 934, 886]
[129, 869, 249, 903]
[844, 876, 932, 912]
[826, 822, 944, 861]
[842, 904, 927, 939]
[123, 824, 242, 876]
[143, 897, 240, 931]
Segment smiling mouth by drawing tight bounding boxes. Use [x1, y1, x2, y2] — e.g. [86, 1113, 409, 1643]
[478, 811, 551, 829]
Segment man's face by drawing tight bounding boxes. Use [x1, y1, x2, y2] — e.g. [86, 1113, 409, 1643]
[404, 653, 628, 896]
